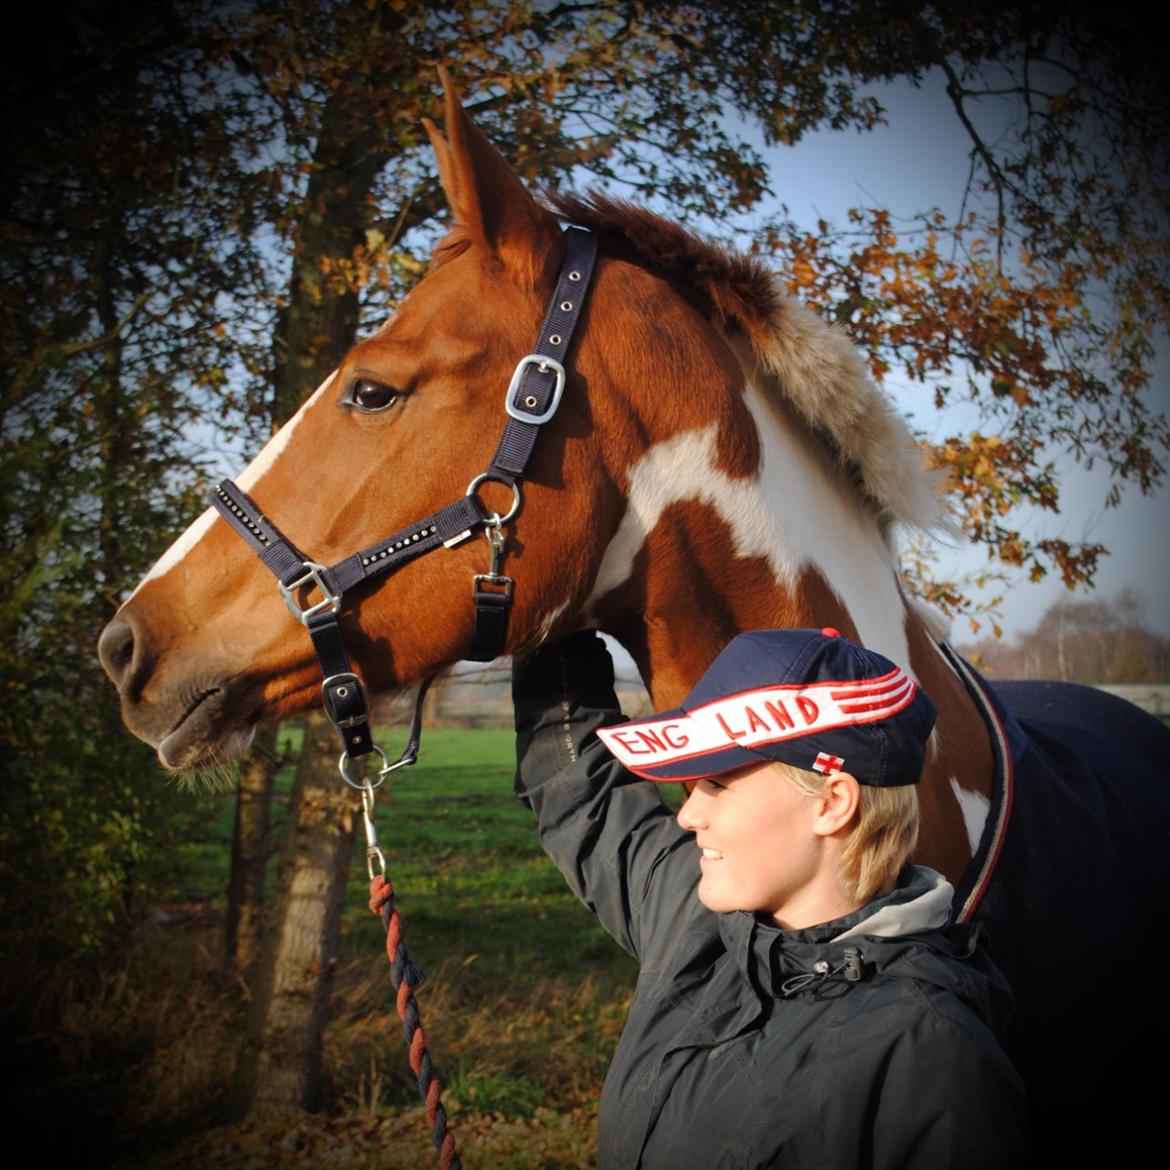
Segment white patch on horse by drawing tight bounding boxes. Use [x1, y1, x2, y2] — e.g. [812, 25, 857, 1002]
[585, 377, 912, 670]
[950, 775, 990, 854]
[126, 374, 336, 602]
[236, 373, 335, 491]
[125, 506, 219, 602]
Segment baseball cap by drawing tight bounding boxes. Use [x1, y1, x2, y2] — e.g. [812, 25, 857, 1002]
[596, 628, 936, 786]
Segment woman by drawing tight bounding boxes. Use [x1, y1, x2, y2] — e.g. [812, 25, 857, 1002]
[513, 627, 1024, 1169]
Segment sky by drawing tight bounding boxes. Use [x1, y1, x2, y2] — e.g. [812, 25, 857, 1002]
[745, 71, 1169, 642]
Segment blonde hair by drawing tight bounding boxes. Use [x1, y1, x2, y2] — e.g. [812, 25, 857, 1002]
[778, 762, 919, 904]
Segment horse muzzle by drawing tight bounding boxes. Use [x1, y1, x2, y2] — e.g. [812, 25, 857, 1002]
[98, 608, 257, 770]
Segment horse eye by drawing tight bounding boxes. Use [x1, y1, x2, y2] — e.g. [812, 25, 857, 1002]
[349, 378, 400, 413]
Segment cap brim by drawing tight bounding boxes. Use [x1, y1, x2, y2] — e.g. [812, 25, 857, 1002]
[597, 713, 765, 782]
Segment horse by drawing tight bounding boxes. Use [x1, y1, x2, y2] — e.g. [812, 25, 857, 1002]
[99, 70, 1169, 1164]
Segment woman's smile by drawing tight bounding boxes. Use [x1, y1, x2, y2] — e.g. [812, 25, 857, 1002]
[676, 762, 851, 927]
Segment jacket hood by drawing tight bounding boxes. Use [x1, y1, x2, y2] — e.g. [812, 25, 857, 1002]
[723, 865, 1016, 1035]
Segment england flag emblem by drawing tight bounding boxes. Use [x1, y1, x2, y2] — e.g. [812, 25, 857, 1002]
[813, 752, 845, 775]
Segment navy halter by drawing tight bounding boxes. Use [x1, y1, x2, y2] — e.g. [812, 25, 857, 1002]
[210, 226, 598, 779]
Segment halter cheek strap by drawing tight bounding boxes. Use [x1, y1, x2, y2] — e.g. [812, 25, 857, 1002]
[210, 226, 598, 773]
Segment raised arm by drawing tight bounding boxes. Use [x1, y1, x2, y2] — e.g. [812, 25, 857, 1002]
[512, 632, 700, 961]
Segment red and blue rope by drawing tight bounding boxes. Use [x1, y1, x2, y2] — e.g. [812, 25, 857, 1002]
[369, 873, 460, 1170]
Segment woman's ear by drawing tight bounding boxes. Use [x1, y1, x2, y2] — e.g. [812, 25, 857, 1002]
[812, 773, 861, 838]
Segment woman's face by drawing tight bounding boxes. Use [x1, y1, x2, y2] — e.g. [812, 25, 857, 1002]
[676, 761, 827, 927]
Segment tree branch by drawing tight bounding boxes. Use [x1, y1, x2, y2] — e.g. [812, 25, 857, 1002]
[4, 290, 151, 408]
[939, 58, 1013, 265]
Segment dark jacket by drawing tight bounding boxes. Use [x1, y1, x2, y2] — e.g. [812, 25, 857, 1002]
[514, 633, 1025, 1170]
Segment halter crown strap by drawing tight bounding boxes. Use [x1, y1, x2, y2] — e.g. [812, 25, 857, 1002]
[209, 226, 598, 762]
[489, 225, 598, 480]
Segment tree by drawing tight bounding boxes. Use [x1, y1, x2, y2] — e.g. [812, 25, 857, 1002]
[225, 728, 281, 974]
[225, 5, 417, 1107]
[0, 0, 273, 970]
[0, 10, 274, 1145]
[232, 715, 359, 1116]
[212, 1, 1169, 626]
[960, 588, 1170, 681]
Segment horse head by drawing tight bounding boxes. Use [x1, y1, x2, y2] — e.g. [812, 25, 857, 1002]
[95, 72, 684, 767]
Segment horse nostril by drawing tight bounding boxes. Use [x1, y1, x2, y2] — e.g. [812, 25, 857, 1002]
[97, 618, 137, 690]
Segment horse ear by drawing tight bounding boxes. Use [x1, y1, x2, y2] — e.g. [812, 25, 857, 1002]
[423, 66, 562, 288]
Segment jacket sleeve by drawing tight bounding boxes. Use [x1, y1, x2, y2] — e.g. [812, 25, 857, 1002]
[512, 631, 699, 962]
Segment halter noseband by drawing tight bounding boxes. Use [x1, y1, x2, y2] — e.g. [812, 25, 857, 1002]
[211, 226, 598, 781]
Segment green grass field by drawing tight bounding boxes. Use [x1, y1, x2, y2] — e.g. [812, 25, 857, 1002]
[113, 726, 645, 1169]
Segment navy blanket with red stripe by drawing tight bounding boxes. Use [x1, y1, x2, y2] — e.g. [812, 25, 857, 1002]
[973, 678, 1170, 1167]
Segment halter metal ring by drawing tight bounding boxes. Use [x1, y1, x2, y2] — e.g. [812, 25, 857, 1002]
[465, 472, 522, 525]
[339, 744, 389, 790]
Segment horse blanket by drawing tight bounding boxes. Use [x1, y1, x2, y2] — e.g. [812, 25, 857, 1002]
[965, 673, 1170, 1167]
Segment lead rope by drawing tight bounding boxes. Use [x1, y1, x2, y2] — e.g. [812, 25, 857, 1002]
[339, 679, 459, 1169]
[361, 773, 461, 1170]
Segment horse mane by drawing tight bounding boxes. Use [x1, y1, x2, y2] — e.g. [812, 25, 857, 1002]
[547, 191, 946, 535]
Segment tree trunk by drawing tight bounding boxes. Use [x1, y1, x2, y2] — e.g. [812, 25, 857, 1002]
[231, 42, 407, 1112]
[225, 725, 280, 974]
[231, 712, 358, 1116]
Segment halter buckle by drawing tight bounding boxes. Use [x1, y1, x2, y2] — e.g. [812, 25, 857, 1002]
[505, 354, 566, 425]
[321, 672, 369, 730]
[279, 561, 342, 626]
